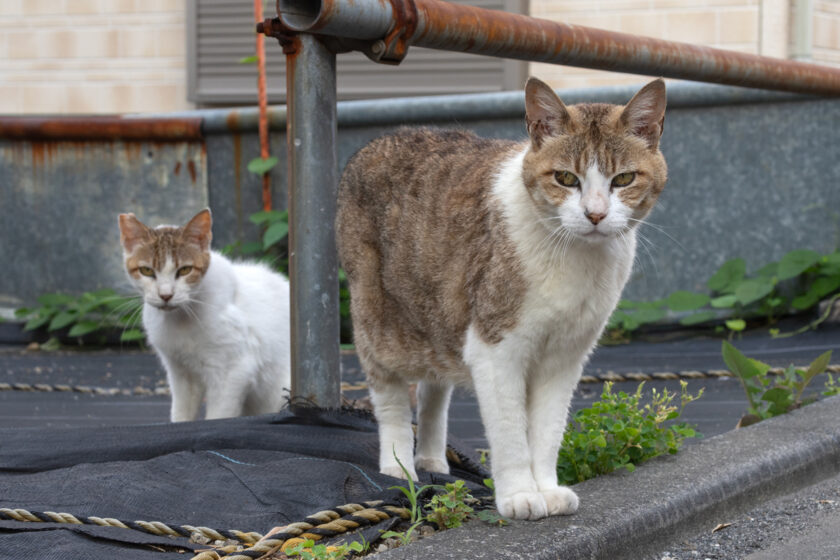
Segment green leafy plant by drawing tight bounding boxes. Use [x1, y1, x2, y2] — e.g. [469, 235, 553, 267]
[557, 381, 703, 485]
[15, 289, 144, 345]
[380, 451, 437, 546]
[823, 373, 840, 397]
[285, 538, 364, 560]
[722, 340, 833, 424]
[607, 249, 840, 340]
[424, 479, 473, 529]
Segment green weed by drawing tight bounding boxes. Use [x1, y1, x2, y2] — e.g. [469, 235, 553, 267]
[722, 341, 833, 423]
[557, 381, 703, 485]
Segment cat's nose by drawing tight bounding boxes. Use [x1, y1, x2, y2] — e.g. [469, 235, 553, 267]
[160, 294, 173, 302]
[585, 210, 607, 225]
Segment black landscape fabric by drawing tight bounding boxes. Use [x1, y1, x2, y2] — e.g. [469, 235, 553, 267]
[0, 408, 488, 559]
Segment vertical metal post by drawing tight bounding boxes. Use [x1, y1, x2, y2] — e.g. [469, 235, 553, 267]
[285, 33, 341, 409]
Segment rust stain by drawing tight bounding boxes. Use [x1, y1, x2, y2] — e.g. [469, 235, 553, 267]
[174, 161, 182, 176]
[187, 160, 197, 184]
[0, 116, 203, 142]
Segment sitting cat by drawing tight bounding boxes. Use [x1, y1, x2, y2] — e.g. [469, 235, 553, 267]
[336, 77, 667, 520]
[118, 209, 291, 421]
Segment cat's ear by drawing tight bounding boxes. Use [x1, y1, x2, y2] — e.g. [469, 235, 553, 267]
[621, 78, 667, 149]
[524, 77, 571, 149]
[118, 213, 151, 253]
[182, 208, 213, 251]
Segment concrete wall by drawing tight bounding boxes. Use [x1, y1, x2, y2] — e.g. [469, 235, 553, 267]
[2, 82, 839, 317]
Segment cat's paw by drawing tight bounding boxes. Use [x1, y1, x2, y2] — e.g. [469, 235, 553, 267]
[415, 456, 450, 475]
[380, 464, 419, 481]
[540, 486, 579, 516]
[495, 491, 549, 520]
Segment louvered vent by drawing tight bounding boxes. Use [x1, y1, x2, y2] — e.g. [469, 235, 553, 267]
[187, 0, 528, 105]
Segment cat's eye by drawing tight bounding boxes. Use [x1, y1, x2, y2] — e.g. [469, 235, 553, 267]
[176, 266, 193, 278]
[611, 172, 636, 187]
[138, 266, 155, 278]
[554, 171, 580, 188]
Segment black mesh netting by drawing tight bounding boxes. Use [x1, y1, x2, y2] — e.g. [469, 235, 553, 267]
[0, 407, 489, 559]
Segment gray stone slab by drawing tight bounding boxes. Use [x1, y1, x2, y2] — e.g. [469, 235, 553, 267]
[373, 395, 840, 559]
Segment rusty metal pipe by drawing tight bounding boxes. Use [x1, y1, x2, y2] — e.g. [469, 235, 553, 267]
[285, 33, 342, 409]
[276, 0, 840, 96]
[0, 117, 203, 142]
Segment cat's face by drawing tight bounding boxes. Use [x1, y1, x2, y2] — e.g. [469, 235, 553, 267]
[118, 209, 212, 311]
[522, 78, 668, 243]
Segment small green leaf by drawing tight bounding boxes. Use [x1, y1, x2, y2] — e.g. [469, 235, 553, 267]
[725, 319, 746, 332]
[735, 277, 775, 306]
[263, 221, 289, 250]
[36, 293, 75, 307]
[778, 249, 822, 280]
[67, 321, 101, 337]
[679, 311, 718, 326]
[48, 311, 77, 331]
[710, 295, 738, 309]
[761, 387, 793, 408]
[594, 434, 607, 448]
[249, 210, 284, 225]
[120, 329, 146, 342]
[238, 55, 258, 64]
[722, 341, 766, 379]
[707, 258, 746, 293]
[667, 291, 711, 312]
[24, 314, 52, 331]
[804, 350, 832, 384]
[247, 156, 279, 176]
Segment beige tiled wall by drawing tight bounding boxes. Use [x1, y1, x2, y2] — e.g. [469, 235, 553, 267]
[0, 0, 191, 114]
[814, 0, 840, 64]
[529, 0, 763, 90]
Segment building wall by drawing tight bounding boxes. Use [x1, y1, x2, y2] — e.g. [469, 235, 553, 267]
[1, 0, 840, 113]
[0, 0, 191, 114]
[529, 0, 765, 89]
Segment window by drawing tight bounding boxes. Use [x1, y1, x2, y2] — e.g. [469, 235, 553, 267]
[187, 0, 529, 105]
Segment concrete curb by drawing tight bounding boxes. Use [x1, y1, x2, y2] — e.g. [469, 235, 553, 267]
[373, 395, 840, 560]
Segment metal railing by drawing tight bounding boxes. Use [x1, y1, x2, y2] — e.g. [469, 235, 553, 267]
[261, 0, 840, 408]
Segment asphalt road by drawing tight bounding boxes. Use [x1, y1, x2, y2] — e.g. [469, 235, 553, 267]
[2, 324, 837, 451]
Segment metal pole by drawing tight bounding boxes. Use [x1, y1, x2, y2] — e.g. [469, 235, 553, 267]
[276, 0, 840, 96]
[285, 33, 341, 409]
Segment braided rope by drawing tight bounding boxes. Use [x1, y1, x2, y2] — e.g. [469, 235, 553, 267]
[0, 382, 170, 396]
[3, 365, 838, 396]
[0, 508, 261, 545]
[190, 501, 410, 560]
[0, 501, 411, 560]
[579, 364, 840, 384]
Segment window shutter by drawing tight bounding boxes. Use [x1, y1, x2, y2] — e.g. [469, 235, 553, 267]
[188, 0, 528, 105]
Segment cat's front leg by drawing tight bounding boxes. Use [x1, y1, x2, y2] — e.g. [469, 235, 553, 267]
[527, 355, 582, 516]
[164, 359, 203, 422]
[415, 381, 453, 474]
[464, 328, 548, 520]
[369, 375, 417, 480]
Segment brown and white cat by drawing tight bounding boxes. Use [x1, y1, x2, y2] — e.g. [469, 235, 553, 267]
[119, 209, 291, 422]
[336, 77, 667, 520]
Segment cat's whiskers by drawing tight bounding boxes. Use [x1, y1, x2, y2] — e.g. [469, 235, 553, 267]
[632, 228, 660, 280]
[626, 217, 686, 253]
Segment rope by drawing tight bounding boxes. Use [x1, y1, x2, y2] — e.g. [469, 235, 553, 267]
[0, 501, 411, 559]
[0, 382, 170, 396]
[579, 364, 840, 384]
[4, 365, 839, 397]
[0, 508, 262, 545]
[190, 501, 410, 560]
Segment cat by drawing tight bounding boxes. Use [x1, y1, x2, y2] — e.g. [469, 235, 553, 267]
[336, 77, 667, 520]
[118, 208, 291, 422]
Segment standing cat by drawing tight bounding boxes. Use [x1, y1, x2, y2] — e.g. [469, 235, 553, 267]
[119, 209, 291, 421]
[336, 77, 667, 520]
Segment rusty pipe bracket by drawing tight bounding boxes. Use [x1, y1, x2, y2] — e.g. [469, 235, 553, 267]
[257, 17, 299, 55]
[363, 0, 418, 65]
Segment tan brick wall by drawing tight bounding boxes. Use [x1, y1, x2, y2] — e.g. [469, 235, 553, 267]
[813, 0, 840, 64]
[529, 0, 763, 90]
[0, 0, 191, 114]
